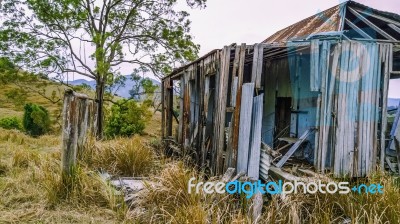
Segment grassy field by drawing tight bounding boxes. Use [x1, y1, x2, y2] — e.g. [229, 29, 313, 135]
[1, 79, 400, 223]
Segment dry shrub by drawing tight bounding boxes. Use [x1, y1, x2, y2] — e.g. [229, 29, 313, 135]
[82, 136, 155, 176]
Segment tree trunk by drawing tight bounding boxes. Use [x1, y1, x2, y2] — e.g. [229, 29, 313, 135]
[95, 78, 105, 139]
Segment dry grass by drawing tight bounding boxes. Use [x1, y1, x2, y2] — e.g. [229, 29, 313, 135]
[81, 136, 156, 177]
[131, 160, 400, 224]
[0, 128, 143, 223]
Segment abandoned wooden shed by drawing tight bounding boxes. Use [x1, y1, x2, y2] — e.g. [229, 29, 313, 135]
[161, 1, 400, 178]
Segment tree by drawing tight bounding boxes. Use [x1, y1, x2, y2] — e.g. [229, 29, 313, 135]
[105, 99, 151, 138]
[129, 74, 158, 100]
[23, 103, 51, 136]
[0, 0, 206, 139]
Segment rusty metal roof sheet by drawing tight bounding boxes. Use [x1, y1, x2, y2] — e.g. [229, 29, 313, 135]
[263, 5, 342, 44]
[263, 1, 400, 44]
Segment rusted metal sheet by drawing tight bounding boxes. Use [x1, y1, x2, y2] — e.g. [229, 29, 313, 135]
[263, 5, 340, 43]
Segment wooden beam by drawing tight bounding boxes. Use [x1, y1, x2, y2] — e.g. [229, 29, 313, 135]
[345, 18, 373, 39]
[389, 24, 400, 35]
[391, 71, 400, 79]
[161, 80, 165, 139]
[348, 7, 396, 41]
[231, 44, 247, 170]
[355, 7, 400, 28]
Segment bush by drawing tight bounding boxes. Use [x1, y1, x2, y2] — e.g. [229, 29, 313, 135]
[23, 103, 51, 136]
[0, 117, 22, 130]
[105, 100, 151, 138]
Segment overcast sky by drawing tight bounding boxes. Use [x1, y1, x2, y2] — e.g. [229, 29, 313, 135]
[181, 0, 400, 98]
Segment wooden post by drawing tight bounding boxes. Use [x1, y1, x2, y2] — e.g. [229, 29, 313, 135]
[61, 90, 90, 176]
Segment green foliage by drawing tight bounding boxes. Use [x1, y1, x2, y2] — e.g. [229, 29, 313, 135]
[105, 100, 151, 138]
[129, 74, 159, 100]
[0, 117, 22, 130]
[0, 0, 205, 82]
[23, 103, 51, 136]
[73, 83, 92, 91]
[5, 88, 28, 109]
[0, 57, 15, 73]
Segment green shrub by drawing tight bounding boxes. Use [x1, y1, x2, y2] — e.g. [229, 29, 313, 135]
[0, 117, 22, 130]
[105, 100, 151, 138]
[23, 103, 51, 136]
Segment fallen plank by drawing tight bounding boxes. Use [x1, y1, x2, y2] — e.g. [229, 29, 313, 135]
[275, 128, 316, 168]
[269, 166, 303, 182]
[221, 167, 236, 182]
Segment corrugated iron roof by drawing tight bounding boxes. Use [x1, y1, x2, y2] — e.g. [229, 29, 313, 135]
[262, 1, 400, 44]
[263, 4, 342, 44]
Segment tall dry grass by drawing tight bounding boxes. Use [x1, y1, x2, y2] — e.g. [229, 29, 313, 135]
[0, 128, 143, 223]
[133, 161, 400, 224]
[80, 135, 156, 177]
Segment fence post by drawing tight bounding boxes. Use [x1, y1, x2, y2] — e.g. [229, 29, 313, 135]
[61, 90, 91, 176]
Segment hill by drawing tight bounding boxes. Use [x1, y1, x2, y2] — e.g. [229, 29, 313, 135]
[69, 75, 161, 98]
[388, 98, 400, 109]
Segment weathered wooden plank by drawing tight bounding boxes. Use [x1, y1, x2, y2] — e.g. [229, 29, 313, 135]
[221, 167, 235, 182]
[77, 98, 89, 153]
[247, 94, 264, 179]
[251, 44, 264, 89]
[395, 138, 400, 174]
[237, 83, 254, 173]
[251, 44, 260, 85]
[310, 39, 320, 91]
[372, 43, 380, 172]
[380, 44, 391, 170]
[62, 91, 80, 176]
[231, 44, 246, 170]
[231, 77, 238, 107]
[256, 45, 264, 89]
[161, 80, 165, 139]
[276, 128, 316, 168]
[201, 76, 210, 166]
[213, 46, 231, 175]
[178, 75, 184, 144]
[251, 191, 263, 222]
[230, 46, 240, 107]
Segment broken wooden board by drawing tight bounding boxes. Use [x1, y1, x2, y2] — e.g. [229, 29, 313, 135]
[275, 128, 316, 168]
[221, 167, 236, 183]
[269, 166, 304, 182]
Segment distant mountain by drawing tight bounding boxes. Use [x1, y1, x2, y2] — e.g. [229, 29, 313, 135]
[69, 75, 160, 98]
[388, 98, 400, 108]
